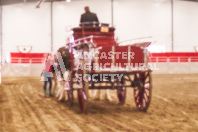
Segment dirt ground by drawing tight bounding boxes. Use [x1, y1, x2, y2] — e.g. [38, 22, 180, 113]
[0, 74, 198, 132]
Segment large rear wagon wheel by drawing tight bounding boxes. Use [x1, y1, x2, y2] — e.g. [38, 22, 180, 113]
[134, 71, 152, 112]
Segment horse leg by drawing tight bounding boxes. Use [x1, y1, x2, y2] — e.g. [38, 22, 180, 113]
[93, 89, 101, 100]
[52, 73, 58, 96]
[105, 89, 112, 101]
[58, 79, 65, 101]
[89, 90, 93, 98]
[56, 81, 61, 98]
[58, 87, 64, 101]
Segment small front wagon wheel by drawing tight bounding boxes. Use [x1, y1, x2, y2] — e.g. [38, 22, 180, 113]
[78, 90, 87, 113]
[117, 87, 126, 105]
[67, 89, 74, 106]
[66, 71, 74, 106]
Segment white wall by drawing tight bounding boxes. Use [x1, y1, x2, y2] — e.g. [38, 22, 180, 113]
[2, 3, 51, 61]
[174, 1, 198, 52]
[1, 0, 198, 60]
[152, 62, 198, 74]
[114, 0, 172, 51]
[2, 63, 43, 77]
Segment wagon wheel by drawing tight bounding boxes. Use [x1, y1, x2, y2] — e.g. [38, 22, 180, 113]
[78, 89, 87, 113]
[66, 76, 74, 106]
[67, 89, 74, 106]
[117, 80, 126, 105]
[76, 62, 88, 113]
[134, 71, 152, 112]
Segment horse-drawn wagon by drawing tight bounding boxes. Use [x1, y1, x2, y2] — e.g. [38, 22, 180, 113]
[57, 23, 152, 113]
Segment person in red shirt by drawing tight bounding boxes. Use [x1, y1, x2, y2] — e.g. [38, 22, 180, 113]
[41, 53, 54, 97]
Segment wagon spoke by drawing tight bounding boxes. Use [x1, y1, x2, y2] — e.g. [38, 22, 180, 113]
[134, 91, 139, 98]
[144, 80, 150, 84]
[144, 76, 150, 83]
[143, 92, 148, 102]
[144, 90, 149, 98]
[145, 72, 149, 79]
[134, 87, 139, 91]
[134, 88, 140, 98]
[142, 98, 146, 108]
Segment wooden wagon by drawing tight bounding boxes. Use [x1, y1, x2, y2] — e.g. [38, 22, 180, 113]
[61, 24, 152, 113]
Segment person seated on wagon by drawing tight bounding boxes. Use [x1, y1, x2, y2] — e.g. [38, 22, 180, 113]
[80, 6, 99, 27]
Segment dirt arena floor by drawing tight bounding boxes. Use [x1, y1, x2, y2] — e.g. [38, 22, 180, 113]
[0, 74, 198, 132]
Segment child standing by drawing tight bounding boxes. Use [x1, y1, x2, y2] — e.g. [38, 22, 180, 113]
[41, 53, 54, 97]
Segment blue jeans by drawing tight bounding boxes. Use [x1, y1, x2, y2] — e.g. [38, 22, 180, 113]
[43, 72, 52, 95]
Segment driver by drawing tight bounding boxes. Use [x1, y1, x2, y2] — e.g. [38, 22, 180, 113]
[80, 6, 99, 27]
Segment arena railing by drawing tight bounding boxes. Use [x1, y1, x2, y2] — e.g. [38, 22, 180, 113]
[148, 56, 198, 63]
[10, 58, 45, 64]
[8, 56, 198, 64]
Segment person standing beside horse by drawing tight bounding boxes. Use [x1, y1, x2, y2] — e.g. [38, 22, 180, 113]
[41, 53, 54, 97]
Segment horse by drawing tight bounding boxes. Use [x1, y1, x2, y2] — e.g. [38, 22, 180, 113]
[54, 43, 112, 102]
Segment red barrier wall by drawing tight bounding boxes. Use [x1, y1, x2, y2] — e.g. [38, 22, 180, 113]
[10, 52, 198, 64]
[10, 53, 46, 63]
[149, 52, 198, 62]
[150, 52, 198, 57]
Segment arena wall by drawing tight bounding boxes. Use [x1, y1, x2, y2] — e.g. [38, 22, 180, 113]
[2, 3, 51, 62]
[174, 1, 198, 52]
[153, 62, 198, 74]
[2, 0, 198, 63]
[1, 64, 43, 77]
[1, 0, 198, 77]
[114, 0, 198, 52]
